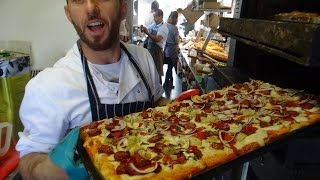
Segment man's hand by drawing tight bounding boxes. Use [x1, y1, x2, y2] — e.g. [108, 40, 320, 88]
[49, 127, 88, 180]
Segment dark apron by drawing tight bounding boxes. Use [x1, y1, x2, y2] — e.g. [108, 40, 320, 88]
[77, 41, 154, 121]
[147, 23, 164, 76]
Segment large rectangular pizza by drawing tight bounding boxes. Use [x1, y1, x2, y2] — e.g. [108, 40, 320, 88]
[79, 79, 320, 180]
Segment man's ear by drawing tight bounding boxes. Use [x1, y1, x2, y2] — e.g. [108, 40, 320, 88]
[120, 0, 128, 21]
[64, 5, 72, 22]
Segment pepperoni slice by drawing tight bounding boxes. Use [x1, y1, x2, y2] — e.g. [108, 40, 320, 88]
[188, 146, 203, 159]
[286, 110, 299, 117]
[169, 153, 187, 166]
[168, 114, 179, 124]
[233, 83, 243, 89]
[259, 121, 272, 128]
[148, 134, 163, 143]
[141, 111, 149, 119]
[131, 153, 151, 168]
[180, 114, 191, 122]
[203, 106, 213, 114]
[114, 151, 130, 161]
[214, 92, 224, 98]
[286, 100, 299, 107]
[116, 162, 128, 175]
[211, 143, 224, 150]
[169, 105, 181, 112]
[195, 114, 201, 122]
[87, 128, 101, 137]
[98, 145, 114, 154]
[179, 102, 189, 107]
[194, 131, 208, 140]
[241, 124, 258, 135]
[301, 102, 314, 109]
[211, 121, 230, 131]
[88, 121, 99, 129]
[240, 100, 250, 108]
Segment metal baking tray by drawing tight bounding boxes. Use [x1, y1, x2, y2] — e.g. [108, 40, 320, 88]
[77, 122, 320, 180]
[77, 137, 103, 180]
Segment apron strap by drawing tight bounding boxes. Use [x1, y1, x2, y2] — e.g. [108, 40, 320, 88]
[120, 43, 154, 103]
[77, 40, 101, 121]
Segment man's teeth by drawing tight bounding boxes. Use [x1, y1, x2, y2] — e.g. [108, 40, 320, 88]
[88, 22, 103, 27]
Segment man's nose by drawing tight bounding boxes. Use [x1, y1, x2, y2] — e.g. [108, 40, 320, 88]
[86, 0, 100, 15]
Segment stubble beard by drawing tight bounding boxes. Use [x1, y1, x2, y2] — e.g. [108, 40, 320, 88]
[72, 12, 122, 51]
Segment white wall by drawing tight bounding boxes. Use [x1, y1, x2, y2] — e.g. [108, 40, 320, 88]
[0, 0, 78, 70]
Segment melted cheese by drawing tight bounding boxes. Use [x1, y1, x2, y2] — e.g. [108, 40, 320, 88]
[234, 129, 268, 149]
[262, 121, 290, 131]
[294, 115, 308, 122]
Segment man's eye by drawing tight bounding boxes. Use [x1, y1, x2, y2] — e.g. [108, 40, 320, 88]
[73, 0, 84, 4]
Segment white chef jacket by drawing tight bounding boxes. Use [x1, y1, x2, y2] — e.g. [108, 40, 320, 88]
[16, 43, 164, 157]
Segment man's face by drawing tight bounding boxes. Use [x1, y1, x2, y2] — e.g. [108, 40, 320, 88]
[153, 13, 162, 25]
[64, 0, 127, 51]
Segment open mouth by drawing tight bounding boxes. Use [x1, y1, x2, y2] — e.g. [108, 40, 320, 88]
[87, 21, 105, 32]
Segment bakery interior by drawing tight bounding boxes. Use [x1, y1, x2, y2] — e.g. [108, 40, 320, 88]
[1, 0, 320, 179]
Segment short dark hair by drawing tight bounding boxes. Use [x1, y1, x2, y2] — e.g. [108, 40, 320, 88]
[151, 1, 159, 11]
[154, 9, 163, 18]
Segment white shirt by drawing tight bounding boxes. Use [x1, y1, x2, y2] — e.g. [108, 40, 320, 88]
[16, 43, 164, 157]
[147, 22, 169, 49]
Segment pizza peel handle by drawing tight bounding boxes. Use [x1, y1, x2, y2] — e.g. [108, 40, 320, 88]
[76, 136, 103, 180]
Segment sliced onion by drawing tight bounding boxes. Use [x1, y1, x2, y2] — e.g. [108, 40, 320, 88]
[129, 162, 158, 174]
[104, 130, 111, 137]
[191, 95, 207, 104]
[218, 131, 234, 147]
[151, 110, 168, 121]
[289, 90, 304, 97]
[181, 128, 197, 135]
[112, 120, 127, 131]
[299, 94, 313, 104]
[104, 118, 113, 125]
[117, 137, 128, 151]
[154, 122, 170, 131]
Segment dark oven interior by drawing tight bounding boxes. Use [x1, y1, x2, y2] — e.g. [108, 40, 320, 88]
[232, 0, 320, 95]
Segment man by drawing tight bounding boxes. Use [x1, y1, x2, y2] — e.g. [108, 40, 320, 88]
[16, 0, 165, 179]
[142, 9, 168, 84]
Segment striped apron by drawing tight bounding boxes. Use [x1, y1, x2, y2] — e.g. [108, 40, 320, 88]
[77, 41, 154, 121]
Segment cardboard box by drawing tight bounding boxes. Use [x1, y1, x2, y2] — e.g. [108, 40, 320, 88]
[202, 2, 220, 9]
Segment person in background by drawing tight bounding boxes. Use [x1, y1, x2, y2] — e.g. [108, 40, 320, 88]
[163, 11, 180, 88]
[16, 0, 166, 179]
[142, 9, 168, 84]
[119, 19, 128, 42]
[143, 0, 159, 48]
[144, 0, 159, 27]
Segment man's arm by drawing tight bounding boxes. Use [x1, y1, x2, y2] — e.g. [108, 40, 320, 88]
[142, 26, 163, 42]
[19, 153, 68, 180]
